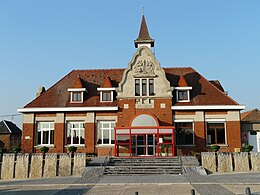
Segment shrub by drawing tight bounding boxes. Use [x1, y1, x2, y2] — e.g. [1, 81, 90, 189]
[68, 146, 77, 153]
[39, 146, 49, 153]
[0, 148, 6, 154]
[210, 145, 220, 152]
[13, 147, 22, 154]
[243, 144, 253, 152]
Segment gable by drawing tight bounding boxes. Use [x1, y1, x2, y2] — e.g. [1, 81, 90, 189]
[118, 46, 171, 98]
[241, 109, 260, 122]
[0, 120, 21, 134]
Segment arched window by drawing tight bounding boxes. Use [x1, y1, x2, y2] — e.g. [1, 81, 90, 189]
[131, 114, 158, 127]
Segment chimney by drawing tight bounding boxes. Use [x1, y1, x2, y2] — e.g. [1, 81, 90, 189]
[36, 86, 45, 97]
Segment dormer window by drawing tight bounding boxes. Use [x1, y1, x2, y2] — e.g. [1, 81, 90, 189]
[72, 92, 82, 102]
[135, 78, 154, 96]
[68, 88, 86, 103]
[175, 87, 192, 102]
[102, 91, 112, 102]
[97, 88, 116, 102]
[178, 90, 188, 101]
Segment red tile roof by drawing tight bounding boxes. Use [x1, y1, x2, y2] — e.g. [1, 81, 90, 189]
[209, 80, 225, 92]
[102, 76, 113, 88]
[73, 77, 84, 88]
[24, 67, 239, 108]
[178, 75, 188, 87]
[241, 109, 260, 122]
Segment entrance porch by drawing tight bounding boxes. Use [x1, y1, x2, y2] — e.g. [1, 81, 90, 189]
[114, 126, 175, 157]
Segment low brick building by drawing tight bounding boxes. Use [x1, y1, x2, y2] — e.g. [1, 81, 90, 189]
[241, 109, 260, 152]
[0, 120, 22, 152]
[18, 15, 244, 156]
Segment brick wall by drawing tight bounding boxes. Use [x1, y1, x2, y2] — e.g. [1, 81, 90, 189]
[117, 98, 173, 127]
[0, 134, 10, 151]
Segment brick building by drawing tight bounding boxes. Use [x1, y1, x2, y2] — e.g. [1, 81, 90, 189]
[241, 109, 260, 152]
[0, 120, 22, 152]
[18, 15, 245, 156]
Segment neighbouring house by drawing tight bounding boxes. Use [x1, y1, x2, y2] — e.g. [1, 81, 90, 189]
[0, 120, 22, 152]
[17, 15, 245, 156]
[241, 108, 260, 152]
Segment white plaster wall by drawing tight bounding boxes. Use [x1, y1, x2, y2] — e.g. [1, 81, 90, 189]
[248, 132, 260, 152]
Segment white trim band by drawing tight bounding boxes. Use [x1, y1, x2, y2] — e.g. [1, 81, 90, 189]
[174, 119, 194, 123]
[17, 107, 118, 113]
[68, 88, 87, 92]
[97, 88, 116, 91]
[172, 105, 245, 110]
[206, 118, 226, 122]
[174, 87, 193, 90]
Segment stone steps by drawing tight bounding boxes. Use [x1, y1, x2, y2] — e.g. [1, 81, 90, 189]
[105, 157, 182, 175]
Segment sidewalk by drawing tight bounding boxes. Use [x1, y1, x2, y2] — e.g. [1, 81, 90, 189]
[0, 172, 260, 194]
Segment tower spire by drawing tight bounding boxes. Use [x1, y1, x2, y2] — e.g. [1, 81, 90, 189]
[134, 15, 154, 48]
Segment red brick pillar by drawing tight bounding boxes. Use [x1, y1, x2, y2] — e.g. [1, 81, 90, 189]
[54, 123, 65, 153]
[85, 123, 95, 153]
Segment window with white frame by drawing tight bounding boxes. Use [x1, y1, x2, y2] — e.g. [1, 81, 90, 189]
[68, 88, 86, 103]
[178, 90, 188, 101]
[101, 91, 113, 102]
[97, 88, 115, 102]
[66, 122, 85, 145]
[175, 122, 194, 145]
[36, 122, 54, 145]
[135, 78, 154, 96]
[72, 92, 82, 102]
[97, 121, 115, 145]
[175, 87, 192, 102]
[206, 122, 226, 145]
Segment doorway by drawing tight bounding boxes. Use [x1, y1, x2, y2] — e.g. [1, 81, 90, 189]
[132, 134, 156, 156]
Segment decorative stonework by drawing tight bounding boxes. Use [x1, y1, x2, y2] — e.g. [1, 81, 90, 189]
[250, 152, 260, 172]
[1, 154, 15, 180]
[15, 154, 29, 179]
[201, 152, 216, 173]
[30, 154, 43, 178]
[44, 154, 57, 177]
[59, 154, 72, 176]
[117, 46, 172, 99]
[217, 152, 232, 172]
[73, 153, 86, 176]
[133, 60, 156, 77]
[233, 152, 249, 172]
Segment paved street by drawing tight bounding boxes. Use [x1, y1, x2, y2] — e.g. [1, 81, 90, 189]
[0, 172, 260, 194]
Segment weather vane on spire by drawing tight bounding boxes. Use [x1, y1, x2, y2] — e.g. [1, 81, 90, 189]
[142, 6, 144, 15]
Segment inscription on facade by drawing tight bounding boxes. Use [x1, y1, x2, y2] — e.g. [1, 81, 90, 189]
[135, 99, 154, 108]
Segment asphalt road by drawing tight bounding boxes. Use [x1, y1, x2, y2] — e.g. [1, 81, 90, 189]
[0, 172, 260, 194]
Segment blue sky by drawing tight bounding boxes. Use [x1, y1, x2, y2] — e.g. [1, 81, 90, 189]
[1, 0, 260, 128]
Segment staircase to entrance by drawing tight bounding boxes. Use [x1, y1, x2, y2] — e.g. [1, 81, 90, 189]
[104, 157, 182, 175]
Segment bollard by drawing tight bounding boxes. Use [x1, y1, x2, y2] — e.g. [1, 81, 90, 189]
[191, 189, 195, 195]
[245, 187, 251, 195]
[135, 192, 138, 195]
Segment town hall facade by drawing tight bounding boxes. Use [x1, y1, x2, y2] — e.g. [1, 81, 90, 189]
[18, 16, 245, 156]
